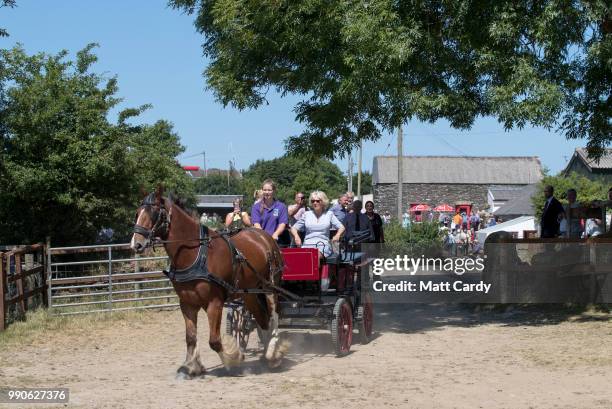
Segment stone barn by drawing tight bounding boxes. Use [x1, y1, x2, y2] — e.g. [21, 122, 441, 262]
[562, 148, 612, 184]
[372, 156, 543, 218]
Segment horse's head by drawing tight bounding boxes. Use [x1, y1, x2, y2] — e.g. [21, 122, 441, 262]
[131, 186, 170, 253]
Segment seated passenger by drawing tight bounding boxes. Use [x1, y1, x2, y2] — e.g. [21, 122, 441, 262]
[343, 200, 374, 244]
[290, 191, 345, 257]
[225, 198, 251, 231]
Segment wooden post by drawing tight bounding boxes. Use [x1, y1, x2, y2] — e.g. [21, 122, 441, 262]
[357, 139, 362, 199]
[15, 252, 26, 317]
[46, 237, 52, 311]
[0, 252, 5, 331]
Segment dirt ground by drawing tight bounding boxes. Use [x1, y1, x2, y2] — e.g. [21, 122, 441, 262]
[0, 304, 611, 409]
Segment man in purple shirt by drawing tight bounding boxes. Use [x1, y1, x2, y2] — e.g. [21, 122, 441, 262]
[251, 179, 288, 240]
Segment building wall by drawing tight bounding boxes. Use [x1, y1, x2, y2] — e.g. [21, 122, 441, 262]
[373, 183, 526, 220]
[566, 161, 612, 185]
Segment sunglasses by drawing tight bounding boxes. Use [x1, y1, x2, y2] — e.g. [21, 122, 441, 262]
[311, 199, 321, 203]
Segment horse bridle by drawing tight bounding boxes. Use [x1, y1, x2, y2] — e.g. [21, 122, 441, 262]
[133, 198, 170, 242]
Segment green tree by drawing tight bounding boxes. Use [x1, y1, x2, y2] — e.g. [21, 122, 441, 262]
[532, 172, 607, 218]
[0, 1, 16, 37]
[350, 171, 372, 196]
[193, 173, 244, 194]
[242, 155, 346, 204]
[0, 44, 193, 245]
[170, 0, 611, 158]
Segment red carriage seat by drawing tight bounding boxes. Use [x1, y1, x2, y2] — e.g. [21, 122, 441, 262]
[280, 247, 321, 281]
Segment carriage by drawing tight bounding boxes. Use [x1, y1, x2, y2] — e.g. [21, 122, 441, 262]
[225, 236, 374, 356]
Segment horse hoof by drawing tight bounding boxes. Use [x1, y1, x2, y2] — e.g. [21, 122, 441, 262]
[176, 366, 203, 380]
[267, 358, 282, 370]
[176, 371, 193, 380]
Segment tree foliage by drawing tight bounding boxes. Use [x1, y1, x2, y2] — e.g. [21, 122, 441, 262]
[532, 171, 608, 218]
[170, 0, 611, 159]
[193, 173, 244, 195]
[0, 45, 193, 245]
[242, 155, 346, 204]
[0, 0, 16, 38]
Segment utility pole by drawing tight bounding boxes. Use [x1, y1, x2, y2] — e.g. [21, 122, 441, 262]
[397, 125, 403, 221]
[347, 152, 353, 193]
[203, 151, 207, 177]
[357, 139, 363, 199]
[227, 160, 231, 187]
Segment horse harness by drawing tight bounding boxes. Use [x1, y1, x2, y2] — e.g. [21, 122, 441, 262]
[134, 196, 286, 296]
[163, 226, 279, 295]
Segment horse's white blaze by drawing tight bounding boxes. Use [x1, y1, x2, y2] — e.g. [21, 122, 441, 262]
[130, 209, 147, 251]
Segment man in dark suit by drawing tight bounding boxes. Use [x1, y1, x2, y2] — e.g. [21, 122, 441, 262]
[343, 200, 374, 245]
[540, 185, 565, 238]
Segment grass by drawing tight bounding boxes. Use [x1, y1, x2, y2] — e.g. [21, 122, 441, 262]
[0, 307, 176, 350]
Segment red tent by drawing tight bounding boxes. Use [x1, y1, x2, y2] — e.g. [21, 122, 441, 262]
[409, 204, 431, 212]
[433, 204, 454, 212]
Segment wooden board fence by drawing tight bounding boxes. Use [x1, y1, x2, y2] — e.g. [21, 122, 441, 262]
[0, 244, 47, 331]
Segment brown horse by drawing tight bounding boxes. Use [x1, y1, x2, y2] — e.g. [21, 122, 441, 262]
[130, 187, 285, 378]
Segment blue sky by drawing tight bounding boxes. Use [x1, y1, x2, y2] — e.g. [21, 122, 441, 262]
[3, 0, 586, 174]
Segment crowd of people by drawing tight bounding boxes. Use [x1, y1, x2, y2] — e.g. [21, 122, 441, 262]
[540, 185, 612, 239]
[199, 180, 612, 259]
[209, 180, 386, 258]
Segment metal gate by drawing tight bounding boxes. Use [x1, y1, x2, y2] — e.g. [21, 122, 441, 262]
[47, 242, 177, 316]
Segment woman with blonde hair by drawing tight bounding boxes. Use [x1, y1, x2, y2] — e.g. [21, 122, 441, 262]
[225, 197, 251, 230]
[290, 190, 344, 257]
[251, 179, 288, 241]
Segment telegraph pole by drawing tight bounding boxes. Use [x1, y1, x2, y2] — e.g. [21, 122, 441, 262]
[227, 160, 231, 187]
[357, 139, 363, 199]
[347, 152, 353, 193]
[203, 151, 207, 177]
[397, 125, 403, 221]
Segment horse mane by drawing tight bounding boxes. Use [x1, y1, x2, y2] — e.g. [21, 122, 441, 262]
[167, 192, 200, 220]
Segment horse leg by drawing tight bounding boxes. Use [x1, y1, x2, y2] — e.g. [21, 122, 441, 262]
[207, 296, 244, 369]
[177, 302, 205, 379]
[246, 293, 285, 368]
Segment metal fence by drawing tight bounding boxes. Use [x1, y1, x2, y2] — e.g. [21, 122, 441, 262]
[47, 242, 177, 316]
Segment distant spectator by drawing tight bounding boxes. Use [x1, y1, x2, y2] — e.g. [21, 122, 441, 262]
[225, 198, 251, 230]
[365, 201, 385, 243]
[402, 210, 411, 229]
[200, 212, 209, 225]
[382, 211, 391, 224]
[346, 191, 355, 212]
[488, 216, 497, 227]
[453, 212, 462, 229]
[330, 194, 349, 223]
[253, 189, 263, 204]
[444, 229, 456, 256]
[540, 185, 564, 238]
[288, 192, 308, 226]
[470, 212, 481, 232]
[438, 212, 446, 225]
[344, 200, 374, 244]
[561, 188, 582, 238]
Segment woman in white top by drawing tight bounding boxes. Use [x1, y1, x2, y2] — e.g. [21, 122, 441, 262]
[290, 191, 345, 257]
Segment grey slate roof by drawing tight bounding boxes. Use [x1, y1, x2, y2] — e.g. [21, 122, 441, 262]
[564, 148, 612, 173]
[196, 195, 243, 208]
[488, 185, 528, 201]
[372, 156, 543, 185]
[493, 184, 538, 217]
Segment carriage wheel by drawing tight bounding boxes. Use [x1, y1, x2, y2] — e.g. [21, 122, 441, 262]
[225, 304, 254, 352]
[331, 298, 353, 356]
[357, 292, 374, 344]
